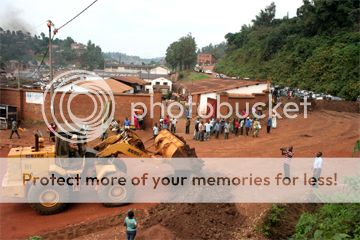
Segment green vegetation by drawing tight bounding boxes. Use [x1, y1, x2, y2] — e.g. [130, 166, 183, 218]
[165, 33, 197, 71]
[0, 28, 104, 70]
[179, 71, 210, 82]
[294, 204, 360, 239]
[261, 204, 285, 238]
[216, 0, 360, 100]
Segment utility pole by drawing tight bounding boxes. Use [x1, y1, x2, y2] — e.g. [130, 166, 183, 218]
[47, 20, 55, 116]
[47, 20, 54, 95]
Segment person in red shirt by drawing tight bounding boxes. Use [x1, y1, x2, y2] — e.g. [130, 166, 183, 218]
[163, 115, 170, 130]
[234, 119, 240, 136]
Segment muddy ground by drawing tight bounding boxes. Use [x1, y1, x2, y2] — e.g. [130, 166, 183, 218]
[0, 109, 359, 239]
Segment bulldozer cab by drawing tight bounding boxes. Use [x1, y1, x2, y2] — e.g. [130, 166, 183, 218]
[55, 123, 87, 158]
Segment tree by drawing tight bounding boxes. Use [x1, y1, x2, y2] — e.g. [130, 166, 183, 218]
[252, 2, 276, 27]
[80, 40, 104, 70]
[165, 34, 197, 71]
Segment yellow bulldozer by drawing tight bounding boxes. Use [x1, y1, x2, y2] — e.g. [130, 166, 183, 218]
[2, 126, 200, 215]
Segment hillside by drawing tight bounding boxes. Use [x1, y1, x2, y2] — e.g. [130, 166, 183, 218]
[104, 52, 163, 65]
[215, 0, 360, 100]
[0, 28, 104, 70]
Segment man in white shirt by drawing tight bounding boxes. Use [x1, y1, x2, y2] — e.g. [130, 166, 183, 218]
[170, 118, 177, 133]
[312, 152, 323, 188]
[204, 120, 211, 141]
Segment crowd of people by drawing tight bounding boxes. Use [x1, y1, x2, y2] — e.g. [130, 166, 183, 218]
[149, 111, 278, 142]
[189, 114, 277, 141]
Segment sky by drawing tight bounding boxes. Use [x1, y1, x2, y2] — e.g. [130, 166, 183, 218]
[0, 0, 303, 58]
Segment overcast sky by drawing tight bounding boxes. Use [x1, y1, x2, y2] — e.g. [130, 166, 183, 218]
[0, 0, 303, 58]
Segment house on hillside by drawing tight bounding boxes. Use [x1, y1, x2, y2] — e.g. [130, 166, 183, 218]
[144, 77, 172, 94]
[197, 53, 216, 66]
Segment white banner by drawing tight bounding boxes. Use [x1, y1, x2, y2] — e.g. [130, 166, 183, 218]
[1, 158, 359, 203]
[25, 92, 44, 104]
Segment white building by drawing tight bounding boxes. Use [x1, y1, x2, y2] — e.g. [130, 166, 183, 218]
[145, 77, 172, 94]
[183, 79, 269, 115]
[149, 66, 170, 75]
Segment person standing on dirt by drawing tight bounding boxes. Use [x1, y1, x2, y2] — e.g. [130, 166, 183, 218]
[9, 119, 20, 139]
[185, 117, 190, 134]
[239, 118, 245, 135]
[124, 117, 131, 130]
[204, 120, 211, 141]
[170, 117, 177, 133]
[267, 117, 272, 134]
[312, 152, 323, 188]
[282, 146, 294, 180]
[163, 115, 170, 130]
[220, 118, 225, 134]
[194, 118, 200, 140]
[224, 121, 230, 139]
[153, 123, 159, 138]
[124, 210, 137, 240]
[47, 122, 57, 142]
[253, 119, 260, 138]
[234, 118, 239, 136]
[245, 117, 251, 136]
[215, 120, 220, 139]
[199, 120, 205, 141]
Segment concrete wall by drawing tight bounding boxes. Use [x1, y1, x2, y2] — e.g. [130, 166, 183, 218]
[0, 88, 161, 128]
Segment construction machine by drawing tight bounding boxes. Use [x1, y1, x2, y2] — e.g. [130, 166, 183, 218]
[2, 126, 200, 215]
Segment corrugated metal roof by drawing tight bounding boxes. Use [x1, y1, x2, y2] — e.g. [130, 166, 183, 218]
[183, 78, 266, 95]
[79, 78, 133, 94]
[111, 76, 148, 86]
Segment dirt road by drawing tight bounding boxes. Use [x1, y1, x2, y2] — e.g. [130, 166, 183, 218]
[0, 110, 359, 239]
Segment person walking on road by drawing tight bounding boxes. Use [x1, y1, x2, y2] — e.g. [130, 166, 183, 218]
[312, 152, 323, 188]
[272, 114, 277, 129]
[282, 146, 294, 180]
[185, 118, 190, 134]
[124, 210, 137, 240]
[9, 119, 20, 139]
[267, 117, 272, 134]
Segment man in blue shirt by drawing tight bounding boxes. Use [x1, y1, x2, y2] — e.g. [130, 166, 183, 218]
[124, 117, 131, 130]
[245, 117, 252, 136]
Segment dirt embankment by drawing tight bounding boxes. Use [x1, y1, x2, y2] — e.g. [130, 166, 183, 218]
[138, 203, 244, 240]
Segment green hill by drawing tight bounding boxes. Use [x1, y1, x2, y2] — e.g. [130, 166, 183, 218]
[215, 0, 360, 100]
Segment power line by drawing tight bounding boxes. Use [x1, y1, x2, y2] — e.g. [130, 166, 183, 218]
[33, 0, 99, 79]
[55, 0, 99, 33]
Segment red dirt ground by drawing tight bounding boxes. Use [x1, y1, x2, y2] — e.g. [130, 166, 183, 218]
[0, 109, 359, 239]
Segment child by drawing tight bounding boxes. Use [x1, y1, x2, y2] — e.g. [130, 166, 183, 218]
[124, 210, 137, 240]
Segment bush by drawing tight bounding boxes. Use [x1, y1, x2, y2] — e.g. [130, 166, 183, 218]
[293, 204, 360, 240]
